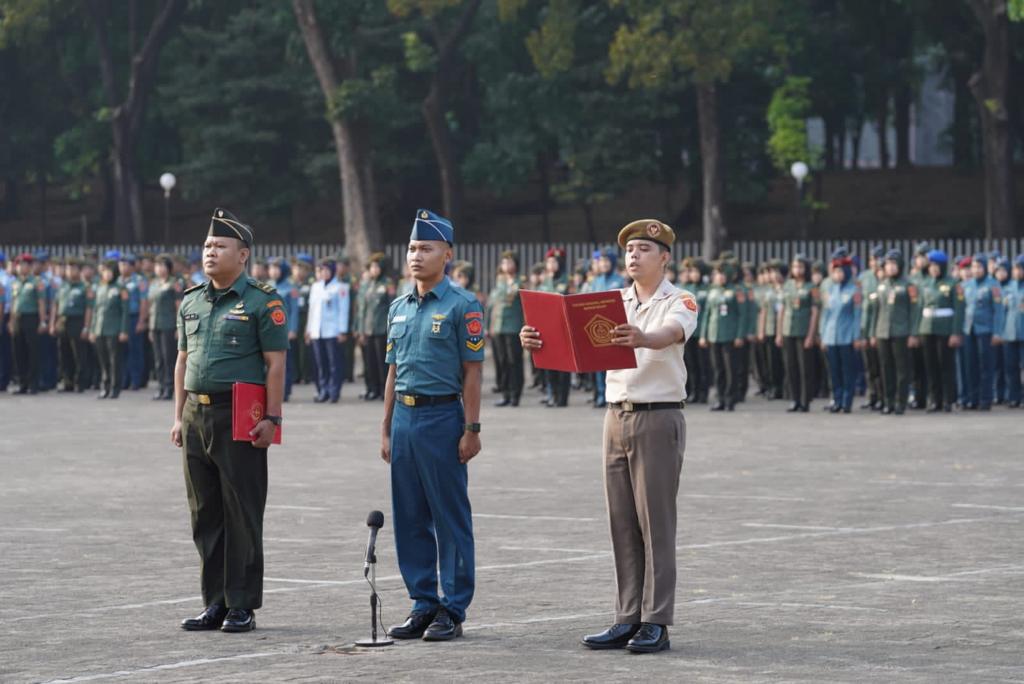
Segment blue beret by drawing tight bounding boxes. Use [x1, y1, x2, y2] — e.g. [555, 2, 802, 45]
[294, 252, 314, 265]
[1015, 254, 1024, 267]
[927, 249, 948, 265]
[0, 250, 6, 261]
[410, 209, 453, 245]
[34, 250, 50, 261]
[989, 250, 1001, 260]
[592, 249, 603, 259]
[104, 250, 121, 260]
[119, 252, 136, 264]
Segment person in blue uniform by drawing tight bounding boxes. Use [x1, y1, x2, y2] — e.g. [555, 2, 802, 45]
[589, 247, 626, 408]
[0, 251, 12, 391]
[1000, 255, 1024, 407]
[382, 209, 484, 643]
[818, 251, 862, 413]
[267, 257, 300, 402]
[119, 253, 150, 390]
[962, 253, 1005, 410]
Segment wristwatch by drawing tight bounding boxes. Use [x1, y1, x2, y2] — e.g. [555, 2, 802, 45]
[264, 415, 283, 426]
[464, 423, 481, 433]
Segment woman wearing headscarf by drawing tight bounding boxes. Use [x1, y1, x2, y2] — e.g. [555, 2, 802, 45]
[870, 249, 921, 415]
[305, 258, 350, 403]
[775, 254, 820, 412]
[818, 250, 862, 413]
[917, 250, 964, 412]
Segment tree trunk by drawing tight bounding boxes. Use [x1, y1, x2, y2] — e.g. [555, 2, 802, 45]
[824, 116, 836, 170]
[876, 90, 890, 169]
[835, 117, 846, 168]
[968, 0, 1016, 238]
[894, 84, 912, 168]
[538, 154, 551, 243]
[695, 82, 726, 259]
[292, 0, 382, 267]
[423, 78, 464, 225]
[951, 68, 975, 169]
[850, 116, 863, 170]
[581, 202, 596, 243]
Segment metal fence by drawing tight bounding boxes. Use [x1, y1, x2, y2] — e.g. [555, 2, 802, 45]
[3, 238, 1022, 288]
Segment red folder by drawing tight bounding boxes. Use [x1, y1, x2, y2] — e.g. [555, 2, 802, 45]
[232, 382, 282, 444]
[520, 290, 637, 373]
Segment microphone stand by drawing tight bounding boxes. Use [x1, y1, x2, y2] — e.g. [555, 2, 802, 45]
[355, 544, 393, 647]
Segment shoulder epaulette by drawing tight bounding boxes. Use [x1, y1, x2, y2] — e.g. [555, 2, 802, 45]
[183, 283, 204, 295]
[248, 277, 277, 295]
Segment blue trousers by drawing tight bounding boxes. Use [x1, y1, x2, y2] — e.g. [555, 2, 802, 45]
[390, 401, 474, 623]
[311, 337, 343, 400]
[963, 332, 995, 407]
[825, 344, 857, 410]
[122, 314, 145, 388]
[284, 342, 295, 401]
[0, 313, 10, 389]
[1003, 341, 1022, 404]
[956, 343, 968, 405]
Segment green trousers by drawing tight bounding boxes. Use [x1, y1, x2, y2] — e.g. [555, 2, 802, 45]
[182, 397, 268, 609]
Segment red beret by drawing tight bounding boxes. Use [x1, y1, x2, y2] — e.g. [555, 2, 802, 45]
[545, 247, 565, 260]
[15, 252, 35, 263]
[957, 257, 972, 269]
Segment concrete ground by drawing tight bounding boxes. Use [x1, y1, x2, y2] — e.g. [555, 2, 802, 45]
[1, 378, 1023, 683]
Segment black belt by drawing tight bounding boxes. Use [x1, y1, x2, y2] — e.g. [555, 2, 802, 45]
[187, 391, 233, 406]
[396, 393, 459, 408]
[608, 400, 686, 412]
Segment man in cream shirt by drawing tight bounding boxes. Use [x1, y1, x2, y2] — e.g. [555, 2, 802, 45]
[521, 219, 697, 654]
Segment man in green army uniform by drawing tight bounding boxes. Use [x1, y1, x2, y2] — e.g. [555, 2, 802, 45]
[698, 259, 749, 411]
[9, 253, 48, 394]
[51, 257, 93, 392]
[171, 208, 288, 634]
[907, 242, 932, 408]
[869, 249, 922, 415]
[917, 249, 964, 412]
[680, 257, 710, 403]
[858, 247, 884, 410]
[488, 250, 525, 407]
[355, 252, 394, 401]
[90, 260, 130, 399]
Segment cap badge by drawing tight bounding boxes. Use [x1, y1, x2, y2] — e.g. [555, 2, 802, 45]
[647, 223, 660, 237]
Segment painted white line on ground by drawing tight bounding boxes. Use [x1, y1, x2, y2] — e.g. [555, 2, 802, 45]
[723, 600, 887, 613]
[684, 494, 807, 502]
[473, 513, 599, 522]
[869, 479, 1010, 488]
[0, 527, 68, 533]
[41, 652, 279, 684]
[500, 546, 607, 554]
[465, 610, 611, 632]
[471, 486, 550, 493]
[741, 523, 847, 531]
[265, 504, 328, 511]
[850, 564, 1024, 583]
[952, 503, 1024, 512]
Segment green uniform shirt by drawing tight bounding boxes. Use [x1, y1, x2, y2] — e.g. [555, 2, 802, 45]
[539, 273, 569, 294]
[11, 275, 46, 315]
[742, 283, 758, 337]
[57, 280, 91, 317]
[92, 282, 130, 337]
[873, 277, 922, 339]
[699, 284, 749, 343]
[148, 277, 182, 331]
[487, 275, 525, 334]
[917, 276, 964, 336]
[177, 273, 289, 393]
[355, 276, 394, 335]
[780, 280, 819, 337]
[761, 285, 782, 337]
[681, 282, 709, 331]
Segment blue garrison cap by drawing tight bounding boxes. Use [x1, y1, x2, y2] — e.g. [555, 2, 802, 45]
[830, 246, 849, 261]
[104, 249, 121, 260]
[294, 252, 314, 266]
[119, 252, 136, 264]
[34, 250, 50, 262]
[995, 257, 1010, 271]
[973, 252, 988, 264]
[410, 209, 453, 245]
[0, 250, 6, 261]
[927, 249, 948, 265]
[1014, 254, 1024, 268]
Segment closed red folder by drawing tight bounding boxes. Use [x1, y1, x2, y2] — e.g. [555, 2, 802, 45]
[232, 382, 282, 444]
[520, 290, 637, 373]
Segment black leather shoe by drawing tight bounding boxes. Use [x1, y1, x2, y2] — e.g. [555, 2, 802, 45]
[422, 608, 462, 641]
[626, 623, 670, 653]
[220, 608, 255, 632]
[97, 390, 109, 399]
[581, 623, 640, 650]
[181, 604, 227, 631]
[786, 402, 801, 412]
[880, 406, 893, 415]
[388, 610, 437, 639]
[494, 397, 511, 407]
[709, 402, 725, 411]
[510, 397, 520, 407]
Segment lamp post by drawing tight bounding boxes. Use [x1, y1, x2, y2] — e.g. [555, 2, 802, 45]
[790, 161, 809, 240]
[159, 172, 176, 246]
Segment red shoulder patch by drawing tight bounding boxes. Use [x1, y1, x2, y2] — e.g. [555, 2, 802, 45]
[270, 309, 286, 326]
[681, 294, 698, 312]
[466, 319, 483, 336]
[465, 311, 483, 320]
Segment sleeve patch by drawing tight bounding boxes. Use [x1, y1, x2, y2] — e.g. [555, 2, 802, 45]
[466, 319, 483, 336]
[464, 311, 483, 319]
[466, 339, 485, 352]
[270, 309, 286, 326]
[266, 299, 283, 308]
[681, 295, 698, 312]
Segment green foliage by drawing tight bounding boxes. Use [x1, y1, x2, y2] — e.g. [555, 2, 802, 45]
[766, 76, 811, 174]
[401, 31, 436, 72]
[525, 0, 577, 78]
[1010, 0, 1024, 22]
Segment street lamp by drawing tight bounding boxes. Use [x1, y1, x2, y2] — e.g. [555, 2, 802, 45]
[160, 172, 176, 246]
[790, 161, 809, 240]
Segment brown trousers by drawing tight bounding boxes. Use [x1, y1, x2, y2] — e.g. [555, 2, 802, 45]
[603, 407, 685, 625]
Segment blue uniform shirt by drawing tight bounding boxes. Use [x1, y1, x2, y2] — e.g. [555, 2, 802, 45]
[590, 272, 626, 292]
[275, 279, 301, 335]
[0, 268, 13, 307]
[1002, 279, 1024, 341]
[386, 278, 485, 395]
[963, 275, 1005, 335]
[818, 280, 862, 346]
[124, 272, 147, 315]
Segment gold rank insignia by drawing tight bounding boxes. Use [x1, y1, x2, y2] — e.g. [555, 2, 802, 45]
[420, 210, 429, 219]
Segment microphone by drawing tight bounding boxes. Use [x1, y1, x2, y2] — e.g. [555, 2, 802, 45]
[364, 510, 384, 574]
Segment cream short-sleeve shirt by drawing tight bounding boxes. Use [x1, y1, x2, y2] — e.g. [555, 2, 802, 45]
[605, 278, 699, 403]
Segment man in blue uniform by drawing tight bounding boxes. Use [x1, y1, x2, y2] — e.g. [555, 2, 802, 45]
[382, 209, 484, 642]
[0, 251, 12, 391]
[119, 253, 150, 390]
[962, 253, 1005, 410]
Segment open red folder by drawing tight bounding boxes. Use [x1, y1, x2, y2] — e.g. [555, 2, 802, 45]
[520, 290, 637, 373]
[232, 382, 282, 444]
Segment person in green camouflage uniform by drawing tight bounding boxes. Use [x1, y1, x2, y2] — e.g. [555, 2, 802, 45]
[757, 260, 786, 399]
[869, 249, 922, 415]
[698, 259, 749, 411]
[52, 257, 93, 392]
[8, 254, 48, 394]
[149, 254, 183, 400]
[355, 252, 394, 401]
[858, 247, 885, 410]
[90, 260, 130, 399]
[907, 242, 932, 408]
[775, 254, 820, 412]
[488, 250, 526, 407]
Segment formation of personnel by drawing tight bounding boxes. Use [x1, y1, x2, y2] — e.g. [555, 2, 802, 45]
[2, 242, 1022, 413]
